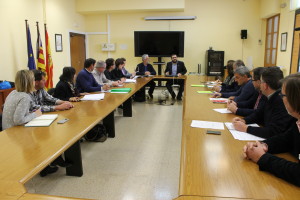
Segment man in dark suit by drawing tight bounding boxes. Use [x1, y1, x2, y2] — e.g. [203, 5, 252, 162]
[135, 54, 156, 98]
[232, 66, 296, 138]
[165, 54, 187, 100]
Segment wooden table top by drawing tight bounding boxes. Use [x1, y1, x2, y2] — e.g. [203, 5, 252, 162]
[179, 75, 300, 200]
[0, 78, 150, 185]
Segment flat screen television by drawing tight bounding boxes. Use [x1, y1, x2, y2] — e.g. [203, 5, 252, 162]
[134, 31, 184, 57]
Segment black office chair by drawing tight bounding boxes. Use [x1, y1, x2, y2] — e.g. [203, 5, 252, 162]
[47, 88, 55, 96]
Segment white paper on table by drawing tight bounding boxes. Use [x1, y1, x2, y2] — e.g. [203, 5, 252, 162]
[34, 114, 58, 120]
[125, 79, 136, 83]
[207, 85, 214, 88]
[133, 75, 141, 79]
[25, 114, 58, 127]
[209, 98, 228, 101]
[191, 120, 224, 130]
[225, 122, 265, 141]
[81, 93, 105, 100]
[213, 108, 232, 114]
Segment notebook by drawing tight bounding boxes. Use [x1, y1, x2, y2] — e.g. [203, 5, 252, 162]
[110, 88, 132, 93]
[25, 114, 58, 127]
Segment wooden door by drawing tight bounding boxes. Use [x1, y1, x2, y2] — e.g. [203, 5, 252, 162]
[70, 33, 86, 74]
[290, 13, 300, 74]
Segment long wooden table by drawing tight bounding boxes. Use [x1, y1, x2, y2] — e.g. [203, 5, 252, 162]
[0, 77, 152, 199]
[176, 75, 300, 200]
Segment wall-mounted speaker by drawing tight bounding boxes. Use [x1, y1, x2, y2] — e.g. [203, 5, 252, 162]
[241, 29, 247, 39]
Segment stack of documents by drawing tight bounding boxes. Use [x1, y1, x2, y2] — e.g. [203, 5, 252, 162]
[209, 98, 228, 103]
[25, 114, 58, 127]
[213, 108, 232, 114]
[125, 79, 136, 83]
[110, 88, 132, 93]
[191, 120, 224, 130]
[81, 94, 105, 100]
[225, 122, 265, 141]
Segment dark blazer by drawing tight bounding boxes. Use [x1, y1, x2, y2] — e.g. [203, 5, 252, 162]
[164, 61, 187, 75]
[221, 80, 257, 104]
[236, 94, 267, 117]
[135, 63, 156, 75]
[111, 68, 126, 80]
[221, 81, 240, 93]
[258, 122, 300, 186]
[76, 69, 101, 93]
[53, 80, 79, 101]
[104, 70, 118, 81]
[244, 90, 296, 138]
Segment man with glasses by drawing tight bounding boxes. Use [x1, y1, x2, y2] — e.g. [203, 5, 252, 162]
[232, 66, 296, 138]
[227, 67, 267, 116]
[165, 54, 187, 100]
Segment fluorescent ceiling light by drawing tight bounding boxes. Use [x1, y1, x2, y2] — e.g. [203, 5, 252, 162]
[144, 16, 197, 20]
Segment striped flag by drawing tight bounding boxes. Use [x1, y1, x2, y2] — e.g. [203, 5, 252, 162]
[26, 22, 36, 70]
[44, 24, 53, 89]
[36, 22, 45, 72]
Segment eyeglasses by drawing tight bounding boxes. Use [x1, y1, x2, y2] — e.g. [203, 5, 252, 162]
[279, 92, 286, 98]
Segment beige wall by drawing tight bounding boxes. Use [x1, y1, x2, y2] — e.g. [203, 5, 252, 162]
[0, 0, 85, 84]
[260, 0, 295, 75]
[85, 0, 264, 74]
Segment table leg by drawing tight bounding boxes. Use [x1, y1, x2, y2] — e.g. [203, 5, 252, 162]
[123, 98, 132, 117]
[103, 111, 115, 138]
[65, 141, 83, 177]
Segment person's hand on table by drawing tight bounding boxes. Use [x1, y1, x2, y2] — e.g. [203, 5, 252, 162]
[232, 117, 245, 123]
[243, 141, 268, 163]
[227, 101, 238, 114]
[213, 85, 221, 92]
[165, 72, 169, 76]
[233, 120, 248, 132]
[102, 84, 110, 91]
[55, 102, 74, 111]
[69, 97, 80, 102]
[34, 108, 42, 116]
[112, 82, 119, 87]
[228, 96, 235, 100]
[212, 92, 221, 98]
[177, 73, 182, 77]
[145, 71, 151, 76]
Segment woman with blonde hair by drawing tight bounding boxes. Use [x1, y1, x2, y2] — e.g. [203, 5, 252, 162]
[2, 69, 42, 130]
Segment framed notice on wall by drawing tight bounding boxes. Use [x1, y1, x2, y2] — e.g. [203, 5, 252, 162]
[55, 34, 63, 52]
[280, 32, 287, 52]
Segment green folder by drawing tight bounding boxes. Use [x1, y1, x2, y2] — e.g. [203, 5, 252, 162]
[110, 88, 132, 93]
[191, 84, 205, 87]
[197, 91, 213, 94]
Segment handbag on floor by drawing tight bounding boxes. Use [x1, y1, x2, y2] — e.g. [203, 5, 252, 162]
[84, 124, 107, 142]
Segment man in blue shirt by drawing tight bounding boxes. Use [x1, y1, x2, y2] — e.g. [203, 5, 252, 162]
[165, 54, 187, 100]
[76, 58, 109, 93]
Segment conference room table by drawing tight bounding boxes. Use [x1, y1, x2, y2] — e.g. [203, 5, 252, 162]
[175, 75, 300, 200]
[0, 77, 152, 199]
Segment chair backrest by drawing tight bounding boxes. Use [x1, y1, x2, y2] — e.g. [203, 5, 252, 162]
[47, 88, 55, 96]
[0, 113, 2, 131]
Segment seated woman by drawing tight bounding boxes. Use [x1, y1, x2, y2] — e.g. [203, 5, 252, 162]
[111, 58, 126, 80]
[243, 73, 300, 186]
[53, 66, 84, 101]
[2, 70, 42, 130]
[213, 60, 234, 92]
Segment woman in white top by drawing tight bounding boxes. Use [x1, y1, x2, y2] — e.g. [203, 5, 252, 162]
[2, 70, 42, 130]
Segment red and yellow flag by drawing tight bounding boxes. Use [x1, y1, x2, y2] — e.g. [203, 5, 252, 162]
[45, 24, 53, 89]
[36, 23, 45, 71]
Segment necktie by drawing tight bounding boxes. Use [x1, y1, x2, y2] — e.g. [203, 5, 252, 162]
[254, 92, 262, 109]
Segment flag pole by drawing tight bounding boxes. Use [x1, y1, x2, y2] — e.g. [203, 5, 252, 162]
[36, 21, 39, 63]
[25, 20, 28, 50]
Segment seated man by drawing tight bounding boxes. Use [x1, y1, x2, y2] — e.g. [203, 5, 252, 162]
[76, 58, 108, 93]
[232, 66, 295, 138]
[30, 70, 74, 112]
[165, 54, 187, 100]
[213, 66, 258, 107]
[219, 59, 245, 93]
[135, 54, 156, 98]
[92, 60, 120, 87]
[243, 73, 300, 186]
[227, 67, 267, 116]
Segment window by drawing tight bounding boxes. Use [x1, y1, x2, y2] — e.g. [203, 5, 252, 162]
[264, 15, 280, 67]
[290, 0, 300, 10]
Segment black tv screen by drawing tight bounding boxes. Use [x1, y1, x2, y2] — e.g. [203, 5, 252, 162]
[134, 31, 184, 57]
